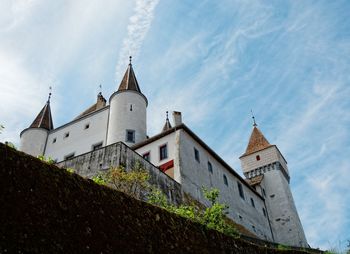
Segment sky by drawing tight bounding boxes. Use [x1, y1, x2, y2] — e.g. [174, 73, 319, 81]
[1, 0, 349, 251]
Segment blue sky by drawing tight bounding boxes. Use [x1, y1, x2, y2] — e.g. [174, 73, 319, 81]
[1, 0, 349, 251]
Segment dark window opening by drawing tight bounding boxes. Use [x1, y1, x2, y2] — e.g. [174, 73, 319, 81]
[85, 124, 90, 129]
[159, 144, 168, 160]
[53, 138, 56, 143]
[194, 148, 200, 162]
[64, 132, 69, 138]
[126, 130, 135, 143]
[262, 208, 266, 217]
[270, 194, 275, 198]
[208, 161, 213, 174]
[256, 155, 260, 161]
[92, 142, 103, 151]
[143, 152, 150, 161]
[237, 182, 245, 200]
[250, 198, 255, 208]
[223, 174, 228, 186]
[130, 104, 133, 111]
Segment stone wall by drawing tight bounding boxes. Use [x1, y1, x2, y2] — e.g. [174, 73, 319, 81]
[56, 141, 183, 205]
[0, 143, 321, 254]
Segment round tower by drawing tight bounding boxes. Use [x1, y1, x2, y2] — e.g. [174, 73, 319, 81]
[20, 92, 54, 157]
[106, 58, 147, 146]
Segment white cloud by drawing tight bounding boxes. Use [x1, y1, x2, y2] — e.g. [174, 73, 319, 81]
[115, 0, 160, 81]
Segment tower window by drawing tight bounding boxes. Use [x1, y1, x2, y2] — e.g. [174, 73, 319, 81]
[194, 147, 200, 162]
[237, 182, 245, 200]
[223, 174, 228, 186]
[64, 132, 70, 138]
[126, 129, 135, 143]
[143, 151, 150, 161]
[208, 161, 213, 174]
[52, 138, 57, 143]
[159, 144, 168, 160]
[130, 104, 133, 111]
[250, 198, 255, 208]
[84, 123, 90, 129]
[256, 155, 260, 161]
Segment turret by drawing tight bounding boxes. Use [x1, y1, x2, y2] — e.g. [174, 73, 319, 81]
[239, 119, 308, 247]
[20, 92, 54, 157]
[106, 57, 147, 146]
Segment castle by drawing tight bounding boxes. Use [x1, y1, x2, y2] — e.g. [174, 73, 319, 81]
[19, 59, 308, 247]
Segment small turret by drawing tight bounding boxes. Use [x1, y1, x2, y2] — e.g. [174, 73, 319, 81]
[162, 111, 172, 132]
[20, 91, 53, 157]
[106, 57, 147, 146]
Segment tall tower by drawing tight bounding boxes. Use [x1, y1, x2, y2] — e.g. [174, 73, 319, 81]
[20, 93, 53, 157]
[239, 123, 308, 247]
[106, 58, 147, 146]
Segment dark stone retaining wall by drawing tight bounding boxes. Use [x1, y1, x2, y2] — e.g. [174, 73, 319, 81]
[0, 144, 321, 254]
[56, 142, 182, 205]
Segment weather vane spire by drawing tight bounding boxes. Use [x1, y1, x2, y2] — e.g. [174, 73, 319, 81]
[166, 111, 169, 120]
[48, 86, 52, 103]
[251, 109, 257, 127]
[129, 56, 132, 65]
[99, 84, 102, 95]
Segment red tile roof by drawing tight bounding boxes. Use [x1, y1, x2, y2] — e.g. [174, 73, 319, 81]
[29, 102, 53, 130]
[241, 126, 272, 157]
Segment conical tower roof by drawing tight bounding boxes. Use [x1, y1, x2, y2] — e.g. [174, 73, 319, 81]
[162, 111, 172, 132]
[30, 99, 54, 131]
[241, 126, 272, 157]
[118, 57, 142, 93]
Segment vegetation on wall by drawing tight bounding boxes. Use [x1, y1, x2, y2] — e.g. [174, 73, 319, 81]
[93, 165, 238, 238]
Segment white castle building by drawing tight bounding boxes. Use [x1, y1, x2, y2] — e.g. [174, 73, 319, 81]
[19, 59, 308, 247]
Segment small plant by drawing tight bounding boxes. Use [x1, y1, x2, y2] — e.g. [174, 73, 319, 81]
[92, 174, 107, 185]
[4, 141, 17, 150]
[66, 168, 75, 174]
[277, 244, 290, 251]
[37, 155, 55, 165]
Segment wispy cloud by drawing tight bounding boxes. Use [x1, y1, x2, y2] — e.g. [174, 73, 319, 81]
[115, 0, 159, 81]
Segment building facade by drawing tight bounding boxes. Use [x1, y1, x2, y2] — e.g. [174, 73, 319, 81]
[19, 60, 308, 247]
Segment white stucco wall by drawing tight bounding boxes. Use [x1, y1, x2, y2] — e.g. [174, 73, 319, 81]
[177, 130, 273, 240]
[107, 91, 147, 146]
[45, 107, 109, 162]
[262, 169, 308, 247]
[135, 131, 181, 182]
[20, 128, 49, 157]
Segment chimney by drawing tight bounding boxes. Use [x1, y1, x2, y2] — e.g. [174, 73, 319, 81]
[172, 111, 182, 126]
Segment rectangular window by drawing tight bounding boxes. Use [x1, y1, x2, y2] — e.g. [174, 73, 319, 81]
[223, 174, 228, 186]
[126, 129, 135, 143]
[64, 153, 75, 160]
[194, 147, 200, 162]
[64, 132, 69, 138]
[143, 151, 150, 161]
[92, 142, 103, 151]
[250, 198, 255, 208]
[159, 144, 168, 160]
[84, 123, 90, 129]
[237, 182, 245, 200]
[52, 138, 57, 143]
[208, 161, 213, 174]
